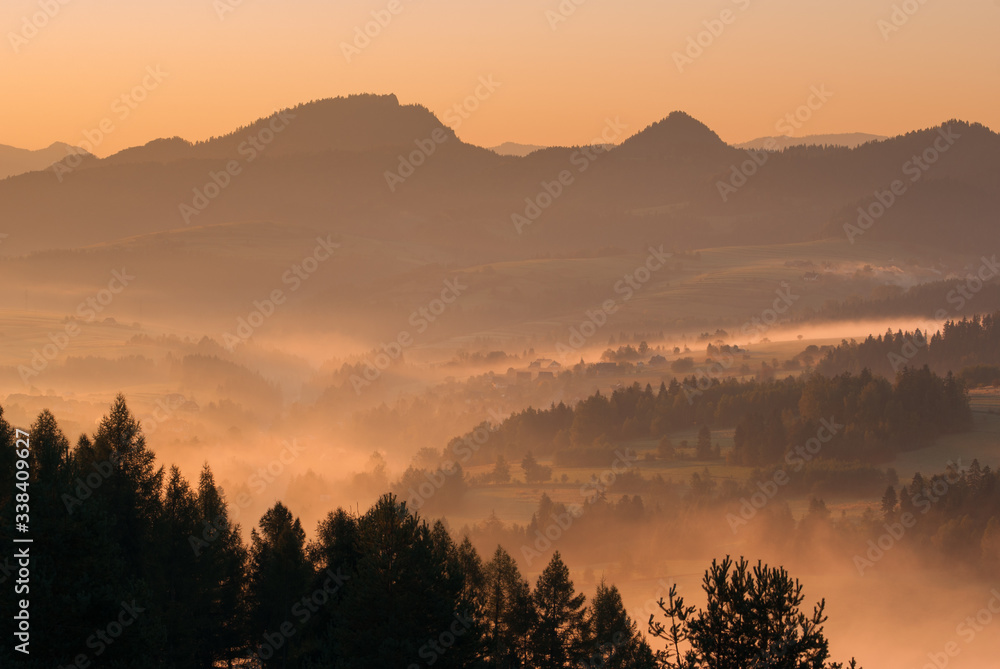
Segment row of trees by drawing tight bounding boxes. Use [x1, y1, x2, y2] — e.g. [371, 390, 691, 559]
[814, 313, 1000, 378]
[0, 397, 656, 668]
[444, 367, 970, 467]
[464, 457, 998, 581]
[732, 366, 970, 465]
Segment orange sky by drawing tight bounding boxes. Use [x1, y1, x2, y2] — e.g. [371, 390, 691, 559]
[2, 0, 997, 155]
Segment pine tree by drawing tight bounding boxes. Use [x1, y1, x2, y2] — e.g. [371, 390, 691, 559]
[651, 556, 862, 669]
[492, 455, 512, 484]
[160, 466, 202, 667]
[194, 464, 248, 666]
[531, 551, 588, 668]
[483, 546, 536, 668]
[585, 580, 656, 669]
[301, 507, 360, 666]
[248, 502, 313, 668]
[91, 393, 164, 575]
[336, 495, 471, 669]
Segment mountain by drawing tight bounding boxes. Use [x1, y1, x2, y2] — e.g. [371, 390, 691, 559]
[615, 111, 732, 158]
[489, 142, 549, 157]
[0, 97, 996, 258]
[97, 94, 476, 167]
[0, 142, 90, 179]
[736, 133, 887, 151]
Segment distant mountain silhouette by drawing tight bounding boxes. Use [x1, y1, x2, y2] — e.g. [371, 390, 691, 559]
[0, 97, 996, 257]
[99, 94, 475, 167]
[615, 111, 732, 159]
[0, 141, 89, 179]
[736, 133, 887, 151]
[490, 142, 549, 157]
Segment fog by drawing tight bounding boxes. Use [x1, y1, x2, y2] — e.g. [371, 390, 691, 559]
[3, 94, 999, 667]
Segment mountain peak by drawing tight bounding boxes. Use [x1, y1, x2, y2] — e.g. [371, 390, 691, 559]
[99, 94, 461, 166]
[614, 111, 729, 158]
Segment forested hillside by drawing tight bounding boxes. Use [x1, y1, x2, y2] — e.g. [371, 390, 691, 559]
[814, 312, 1000, 379]
[0, 397, 873, 668]
[444, 367, 970, 468]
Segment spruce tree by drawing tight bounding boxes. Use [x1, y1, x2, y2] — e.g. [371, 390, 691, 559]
[585, 580, 656, 669]
[248, 502, 313, 668]
[531, 551, 587, 668]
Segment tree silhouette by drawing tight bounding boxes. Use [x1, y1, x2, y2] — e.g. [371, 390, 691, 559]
[586, 579, 656, 669]
[531, 551, 588, 668]
[248, 501, 312, 667]
[483, 546, 536, 668]
[650, 556, 861, 669]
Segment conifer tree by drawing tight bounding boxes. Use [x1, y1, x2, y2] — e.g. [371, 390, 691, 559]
[531, 551, 588, 668]
[586, 580, 656, 669]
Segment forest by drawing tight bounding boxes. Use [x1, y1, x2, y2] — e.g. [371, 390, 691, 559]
[0, 397, 869, 668]
[813, 312, 1000, 379]
[440, 366, 970, 469]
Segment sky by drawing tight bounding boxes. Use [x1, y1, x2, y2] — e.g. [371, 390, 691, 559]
[2, 0, 998, 156]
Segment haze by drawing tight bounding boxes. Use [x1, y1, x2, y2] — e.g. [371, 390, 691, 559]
[2, 0, 999, 154]
[2, 2, 1000, 668]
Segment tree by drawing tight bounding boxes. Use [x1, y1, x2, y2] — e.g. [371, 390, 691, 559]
[650, 556, 861, 669]
[336, 495, 472, 669]
[696, 425, 713, 460]
[160, 466, 203, 667]
[300, 508, 360, 667]
[522, 451, 552, 484]
[482, 546, 536, 668]
[658, 436, 676, 461]
[194, 464, 248, 666]
[531, 551, 588, 668]
[492, 454, 511, 484]
[585, 580, 656, 669]
[880, 485, 898, 520]
[248, 502, 313, 668]
[91, 394, 164, 575]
